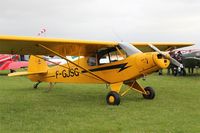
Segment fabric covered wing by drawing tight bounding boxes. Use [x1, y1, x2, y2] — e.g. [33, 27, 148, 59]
[0, 35, 117, 56]
[132, 42, 193, 52]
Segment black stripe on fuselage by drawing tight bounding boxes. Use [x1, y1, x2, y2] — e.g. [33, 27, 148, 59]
[82, 63, 131, 73]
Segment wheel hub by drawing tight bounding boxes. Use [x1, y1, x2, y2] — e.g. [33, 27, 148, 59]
[146, 90, 150, 95]
[109, 96, 115, 103]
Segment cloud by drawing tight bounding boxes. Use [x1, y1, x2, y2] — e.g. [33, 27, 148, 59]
[0, 0, 199, 47]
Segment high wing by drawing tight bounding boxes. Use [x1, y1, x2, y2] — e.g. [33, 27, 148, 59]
[132, 42, 193, 52]
[0, 35, 117, 56]
[0, 35, 193, 56]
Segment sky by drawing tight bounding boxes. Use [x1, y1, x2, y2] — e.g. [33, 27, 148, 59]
[0, 0, 200, 48]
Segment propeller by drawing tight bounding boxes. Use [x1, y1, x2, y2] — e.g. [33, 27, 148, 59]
[148, 43, 183, 68]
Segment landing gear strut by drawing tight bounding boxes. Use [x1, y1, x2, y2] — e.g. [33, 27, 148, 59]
[106, 82, 155, 105]
[45, 82, 55, 92]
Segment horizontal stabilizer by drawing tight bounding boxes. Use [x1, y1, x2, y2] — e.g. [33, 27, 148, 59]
[8, 71, 47, 77]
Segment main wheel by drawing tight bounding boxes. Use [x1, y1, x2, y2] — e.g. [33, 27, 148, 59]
[142, 87, 155, 99]
[106, 91, 120, 105]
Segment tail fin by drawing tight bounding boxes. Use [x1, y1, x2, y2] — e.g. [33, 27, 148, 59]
[28, 55, 48, 73]
[8, 55, 48, 77]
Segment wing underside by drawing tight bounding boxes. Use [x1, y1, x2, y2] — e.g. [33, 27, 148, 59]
[0, 35, 118, 56]
[0, 35, 193, 56]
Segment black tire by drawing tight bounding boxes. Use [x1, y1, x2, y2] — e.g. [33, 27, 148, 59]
[10, 69, 16, 73]
[33, 84, 38, 89]
[106, 91, 120, 105]
[142, 87, 155, 99]
[33, 82, 41, 89]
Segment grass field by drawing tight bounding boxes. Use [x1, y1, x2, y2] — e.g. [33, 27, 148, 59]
[0, 71, 200, 133]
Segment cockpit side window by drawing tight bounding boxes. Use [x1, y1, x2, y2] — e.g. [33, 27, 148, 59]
[97, 46, 126, 65]
[99, 53, 110, 64]
[87, 45, 129, 66]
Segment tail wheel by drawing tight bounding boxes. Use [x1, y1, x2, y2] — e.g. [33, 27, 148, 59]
[142, 87, 155, 99]
[106, 91, 120, 105]
[10, 69, 16, 73]
[33, 82, 41, 89]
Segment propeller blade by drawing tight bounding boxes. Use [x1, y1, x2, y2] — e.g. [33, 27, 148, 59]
[169, 57, 183, 68]
[148, 43, 183, 68]
[148, 43, 163, 54]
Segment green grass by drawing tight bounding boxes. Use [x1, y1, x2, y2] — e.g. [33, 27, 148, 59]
[0, 71, 200, 133]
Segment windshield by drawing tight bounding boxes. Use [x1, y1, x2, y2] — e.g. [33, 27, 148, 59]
[119, 42, 142, 56]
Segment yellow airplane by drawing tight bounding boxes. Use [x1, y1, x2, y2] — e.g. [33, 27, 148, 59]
[0, 35, 193, 105]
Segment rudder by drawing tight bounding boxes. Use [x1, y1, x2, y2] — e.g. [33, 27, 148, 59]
[28, 55, 48, 73]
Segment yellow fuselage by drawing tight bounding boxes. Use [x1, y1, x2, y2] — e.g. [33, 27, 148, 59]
[28, 52, 170, 84]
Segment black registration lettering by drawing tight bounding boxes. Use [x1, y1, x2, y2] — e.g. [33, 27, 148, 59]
[55, 68, 79, 78]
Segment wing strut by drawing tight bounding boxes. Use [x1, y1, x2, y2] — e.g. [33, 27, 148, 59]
[37, 44, 110, 84]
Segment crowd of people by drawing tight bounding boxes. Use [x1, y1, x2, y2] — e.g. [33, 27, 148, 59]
[159, 51, 186, 76]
